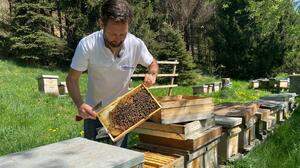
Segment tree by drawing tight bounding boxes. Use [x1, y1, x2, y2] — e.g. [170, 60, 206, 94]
[9, 1, 71, 66]
[156, 22, 197, 85]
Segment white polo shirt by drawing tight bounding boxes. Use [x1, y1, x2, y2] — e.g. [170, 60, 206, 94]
[71, 30, 153, 106]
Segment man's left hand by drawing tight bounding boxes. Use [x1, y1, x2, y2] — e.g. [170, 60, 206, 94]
[143, 73, 156, 87]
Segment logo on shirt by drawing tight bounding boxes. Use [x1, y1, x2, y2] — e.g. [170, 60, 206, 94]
[120, 65, 135, 71]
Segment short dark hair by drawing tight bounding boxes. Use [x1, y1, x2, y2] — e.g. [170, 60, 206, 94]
[101, 0, 133, 25]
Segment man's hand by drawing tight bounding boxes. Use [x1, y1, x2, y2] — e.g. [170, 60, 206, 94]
[77, 103, 97, 120]
[143, 58, 158, 87]
[143, 73, 156, 87]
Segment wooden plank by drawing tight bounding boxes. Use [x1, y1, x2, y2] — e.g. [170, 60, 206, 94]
[157, 96, 213, 108]
[139, 126, 222, 151]
[151, 96, 213, 124]
[157, 61, 179, 65]
[138, 118, 215, 136]
[161, 105, 213, 116]
[0, 138, 144, 168]
[132, 74, 178, 78]
[168, 61, 177, 95]
[134, 118, 215, 140]
[153, 112, 213, 125]
[215, 116, 242, 128]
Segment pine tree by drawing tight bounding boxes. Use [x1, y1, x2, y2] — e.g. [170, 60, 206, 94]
[9, 1, 71, 66]
[156, 22, 197, 85]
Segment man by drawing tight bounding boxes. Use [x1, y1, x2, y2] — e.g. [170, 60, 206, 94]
[66, 0, 158, 147]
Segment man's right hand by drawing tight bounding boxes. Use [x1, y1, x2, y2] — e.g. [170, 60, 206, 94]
[77, 103, 97, 120]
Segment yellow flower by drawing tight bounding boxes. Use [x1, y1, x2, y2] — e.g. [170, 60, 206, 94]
[80, 131, 84, 136]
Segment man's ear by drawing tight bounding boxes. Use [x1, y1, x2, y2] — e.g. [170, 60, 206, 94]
[98, 19, 104, 29]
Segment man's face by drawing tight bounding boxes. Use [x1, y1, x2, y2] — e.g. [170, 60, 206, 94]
[102, 20, 128, 48]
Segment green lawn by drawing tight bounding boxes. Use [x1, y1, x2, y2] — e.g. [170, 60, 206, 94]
[0, 59, 299, 168]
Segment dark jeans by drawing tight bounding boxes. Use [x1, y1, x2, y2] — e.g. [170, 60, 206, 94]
[83, 119, 128, 148]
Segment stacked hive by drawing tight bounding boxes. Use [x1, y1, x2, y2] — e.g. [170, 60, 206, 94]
[213, 103, 259, 156]
[133, 96, 221, 167]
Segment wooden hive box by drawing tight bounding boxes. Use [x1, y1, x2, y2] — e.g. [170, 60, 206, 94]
[192, 85, 208, 95]
[134, 117, 215, 140]
[207, 84, 214, 93]
[138, 139, 220, 168]
[255, 108, 273, 140]
[214, 116, 243, 163]
[132, 149, 184, 168]
[150, 96, 214, 124]
[213, 103, 258, 125]
[97, 84, 161, 142]
[260, 93, 297, 112]
[213, 82, 221, 92]
[278, 79, 289, 89]
[258, 99, 286, 123]
[38, 75, 59, 95]
[249, 80, 259, 89]
[139, 126, 222, 151]
[186, 139, 219, 168]
[258, 78, 270, 89]
[222, 78, 231, 87]
[213, 103, 259, 153]
[58, 81, 68, 95]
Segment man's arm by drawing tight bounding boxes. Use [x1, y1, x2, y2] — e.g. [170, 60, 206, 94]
[66, 68, 97, 120]
[143, 58, 159, 87]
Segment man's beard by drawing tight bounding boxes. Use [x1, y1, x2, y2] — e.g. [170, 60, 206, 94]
[104, 34, 124, 48]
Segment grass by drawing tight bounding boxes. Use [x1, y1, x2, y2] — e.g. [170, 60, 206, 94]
[1, 59, 299, 168]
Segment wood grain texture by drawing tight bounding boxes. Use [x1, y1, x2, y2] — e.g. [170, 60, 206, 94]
[139, 126, 222, 151]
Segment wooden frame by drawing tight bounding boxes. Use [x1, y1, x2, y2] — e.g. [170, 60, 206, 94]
[132, 60, 179, 96]
[132, 149, 184, 168]
[97, 84, 161, 142]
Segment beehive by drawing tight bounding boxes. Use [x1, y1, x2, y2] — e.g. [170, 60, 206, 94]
[150, 96, 214, 124]
[192, 85, 208, 95]
[38, 75, 59, 95]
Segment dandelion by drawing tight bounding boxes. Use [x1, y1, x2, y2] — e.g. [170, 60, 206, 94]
[80, 130, 84, 136]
